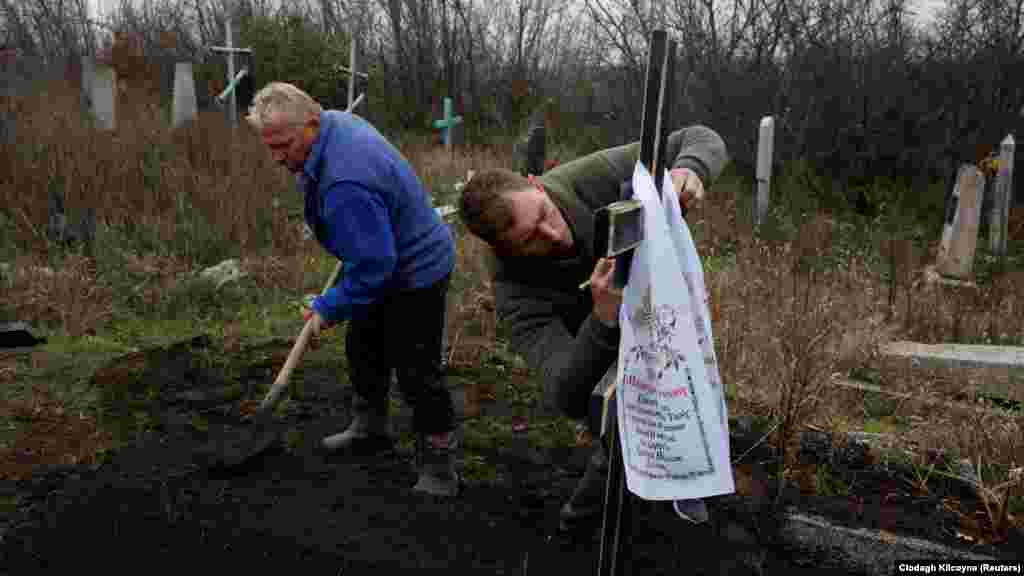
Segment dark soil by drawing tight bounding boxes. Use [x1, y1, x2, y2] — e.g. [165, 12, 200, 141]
[0, 337, 1019, 574]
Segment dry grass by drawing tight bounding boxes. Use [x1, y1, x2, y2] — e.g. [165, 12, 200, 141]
[4, 254, 115, 337]
[0, 383, 114, 481]
[0, 77, 299, 262]
[446, 233, 498, 368]
[401, 138, 515, 199]
[2, 65, 1022, 534]
[693, 185, 1023, 529]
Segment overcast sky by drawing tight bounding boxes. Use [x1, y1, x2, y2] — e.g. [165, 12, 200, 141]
[87, 0, 949, 31]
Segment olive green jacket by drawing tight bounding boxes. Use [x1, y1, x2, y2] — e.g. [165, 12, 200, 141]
[492, 126, 729, 420]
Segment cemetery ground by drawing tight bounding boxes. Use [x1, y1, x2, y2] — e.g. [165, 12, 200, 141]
[3, 91, 1024, 571]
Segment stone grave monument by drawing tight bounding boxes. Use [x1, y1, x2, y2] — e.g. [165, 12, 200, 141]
[81, 56, 117, 131]
[172, 62, 198, 128]
[936, 164, 984, 278]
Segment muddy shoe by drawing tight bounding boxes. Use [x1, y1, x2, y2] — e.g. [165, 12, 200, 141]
[558, 444, 609, 533]
[321, 409, 394, 457]
[413, 431, 460, 497]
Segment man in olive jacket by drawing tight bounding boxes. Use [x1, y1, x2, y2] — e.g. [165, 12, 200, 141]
[458, 125, 729, 531]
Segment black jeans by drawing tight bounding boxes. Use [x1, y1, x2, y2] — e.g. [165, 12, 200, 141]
[344, 273, 453, 435]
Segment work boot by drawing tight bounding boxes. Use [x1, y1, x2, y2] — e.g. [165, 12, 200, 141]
[673, 498, 710, 524]
[321, 402, 394, 456]
[559, 443, 609, 533]
[413, 430, 460, 497]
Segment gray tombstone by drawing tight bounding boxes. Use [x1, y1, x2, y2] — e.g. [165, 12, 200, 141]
[518, 108, 546, 177]
[46, 187, 96, 252]
[172, 62, 198, 128]
[80, 55, 95, 113]
[755, 116, 774, 226]
[936, 164, 984, 278]
[82, 56, 117, 130]
[990, 135, 1015, 256]
[78, 206, 97, 255]
[92, 63, 118, 131]
[47, 188, 67, 244]
[0, 45, 18, 144]
[0, 101, 12, 146]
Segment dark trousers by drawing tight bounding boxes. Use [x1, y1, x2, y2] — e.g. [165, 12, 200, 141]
[345, 273, 454, 435]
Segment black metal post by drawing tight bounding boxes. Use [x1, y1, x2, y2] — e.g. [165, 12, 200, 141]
[613, 31, 666, 289]
[598, 29, 677, 576]
[597, 392, 631, 575]
[236, 53, 255, 117]
[526, 113, 546, 177]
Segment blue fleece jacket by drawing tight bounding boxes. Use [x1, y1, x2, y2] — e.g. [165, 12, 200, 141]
[299, 110, 455, 324]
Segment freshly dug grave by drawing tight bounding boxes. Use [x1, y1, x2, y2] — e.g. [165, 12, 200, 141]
[0, 337, 1018, 574]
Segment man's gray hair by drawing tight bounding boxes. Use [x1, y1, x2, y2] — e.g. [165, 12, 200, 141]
[246, 82, 323, 131]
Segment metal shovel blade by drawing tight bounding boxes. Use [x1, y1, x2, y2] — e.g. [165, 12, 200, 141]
[196, 259, 344, 473]
[196, 408, 283, 471]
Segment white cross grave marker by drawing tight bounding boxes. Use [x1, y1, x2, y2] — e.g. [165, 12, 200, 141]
[337, 5, 369, 115]
[209, 16, 252, 127]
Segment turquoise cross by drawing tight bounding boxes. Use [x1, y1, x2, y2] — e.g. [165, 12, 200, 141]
[432, 97, 463, 150]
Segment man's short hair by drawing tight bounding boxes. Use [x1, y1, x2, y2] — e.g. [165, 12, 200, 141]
[458, 169, 532, 248]
[246, 82, 323, 131]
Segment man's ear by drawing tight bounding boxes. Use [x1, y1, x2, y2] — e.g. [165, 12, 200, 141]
[304, 116, 320, 140]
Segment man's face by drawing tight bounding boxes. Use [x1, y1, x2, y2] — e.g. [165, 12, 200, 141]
[261, 117, 317, 174]
[496, 183, 574, 259]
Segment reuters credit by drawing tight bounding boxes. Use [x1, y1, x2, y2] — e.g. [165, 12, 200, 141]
[897, 562, 1023, 574]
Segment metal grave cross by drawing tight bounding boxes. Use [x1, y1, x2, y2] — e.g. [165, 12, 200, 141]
[593, 28, 678, 576]
[208, 16, 253, 127]
[432, 97, 463, 152]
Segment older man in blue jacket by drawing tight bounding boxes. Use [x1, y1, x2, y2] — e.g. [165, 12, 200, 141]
[246, 82, 459, 497]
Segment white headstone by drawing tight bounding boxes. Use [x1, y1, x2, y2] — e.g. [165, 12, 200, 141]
[936, 164, 984, 278]
[755, 116, 774, 226]
[172, 62, 197, 129]
[82, 57, 117, 131]
[990, 134, 1015, 256]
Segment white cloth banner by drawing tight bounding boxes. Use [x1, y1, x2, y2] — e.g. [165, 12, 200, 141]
[615, 161, 734, 501]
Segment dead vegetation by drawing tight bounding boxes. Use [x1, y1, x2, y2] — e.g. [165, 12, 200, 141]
[685, 184, 1024, 537]
[0, 383, 114, 481]
[1, 72, 1023, 537]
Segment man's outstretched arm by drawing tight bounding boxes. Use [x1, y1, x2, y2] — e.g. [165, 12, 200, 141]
[599, 125, 730, 188]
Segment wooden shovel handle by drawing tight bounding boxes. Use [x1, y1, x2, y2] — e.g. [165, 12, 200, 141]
[258, 259, 343, 412]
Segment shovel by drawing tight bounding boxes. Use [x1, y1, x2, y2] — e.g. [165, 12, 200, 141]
[200, 259, 343, 470]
